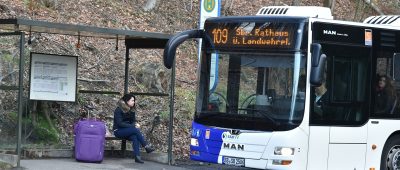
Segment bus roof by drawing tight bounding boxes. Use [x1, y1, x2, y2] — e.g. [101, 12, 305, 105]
[256, 6, 333, 20]
[363, 15, 400, 26]
[205, 15, 308, 23]
[311, 17, 400, 31]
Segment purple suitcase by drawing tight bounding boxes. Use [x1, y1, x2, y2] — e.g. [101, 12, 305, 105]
[74, 119, 106, 162]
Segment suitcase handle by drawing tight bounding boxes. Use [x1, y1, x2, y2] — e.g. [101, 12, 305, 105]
[84, 104, 96, 120]
[74, 104, 107, 135]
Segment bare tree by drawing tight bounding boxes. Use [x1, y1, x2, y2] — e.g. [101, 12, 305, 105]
[354, 0, 384, 21]
[221, 0, 235, 16]
[354, 0, 360, 20]
[363, 0, 384, 15]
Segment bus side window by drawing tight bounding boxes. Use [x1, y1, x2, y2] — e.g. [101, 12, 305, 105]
[329, 57, 354, 121]
[392, 54, 400, 115]
[310, 45, 370, 125]
[374, 53, 400, 117]
[311, 52, 369, 125]
[332, 59, 351, 102]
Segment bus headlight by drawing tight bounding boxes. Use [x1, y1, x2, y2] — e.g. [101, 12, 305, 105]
[274, 147, 295, 155]
[191, 138, 199, 146]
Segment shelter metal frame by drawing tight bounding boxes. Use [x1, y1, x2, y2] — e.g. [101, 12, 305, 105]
[0, 18, 175, 166]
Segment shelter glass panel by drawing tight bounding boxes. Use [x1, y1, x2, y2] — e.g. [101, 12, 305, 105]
[0, 34, 22, 152]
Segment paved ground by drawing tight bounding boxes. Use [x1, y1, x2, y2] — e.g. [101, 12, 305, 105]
[14, 158, 250, 170]
[18, 158, 182, 170]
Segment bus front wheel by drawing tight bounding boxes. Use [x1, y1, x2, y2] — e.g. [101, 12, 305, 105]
[382, 135, 400, 170]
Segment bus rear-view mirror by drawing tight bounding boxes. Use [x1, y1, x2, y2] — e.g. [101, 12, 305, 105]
[310, 43, 326, 86]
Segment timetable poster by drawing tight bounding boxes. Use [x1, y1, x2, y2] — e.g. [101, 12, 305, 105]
[29, 53, 77, 102]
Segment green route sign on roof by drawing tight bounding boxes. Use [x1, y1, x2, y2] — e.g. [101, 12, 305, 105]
[204, 0, 216, 12]
[199, 0, 220, 91]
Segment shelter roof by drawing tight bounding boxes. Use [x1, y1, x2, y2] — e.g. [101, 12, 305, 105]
[0, 18, 171, 48]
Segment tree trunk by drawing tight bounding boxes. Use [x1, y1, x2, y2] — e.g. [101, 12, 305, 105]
[363, 0, 384, 15]
[40, 101, 56, 131]
[0, 53, 2, 84]
[323, 0, 335, 8]
[354, 0, 361, 20]
[143, 0, 158, 11]
[223, 0, 235, 16]
[31, 101, 38, 126]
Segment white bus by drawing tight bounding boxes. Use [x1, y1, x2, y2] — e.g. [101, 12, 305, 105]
[163, 6, 400, 170]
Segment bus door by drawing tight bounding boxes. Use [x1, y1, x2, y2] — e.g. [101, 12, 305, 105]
[309, 44, 371, 170]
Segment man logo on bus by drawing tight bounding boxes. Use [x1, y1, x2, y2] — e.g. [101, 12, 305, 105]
[323, 30, 336, 35]
[223, 142, 244, 151]
[204, 0, 215, 12]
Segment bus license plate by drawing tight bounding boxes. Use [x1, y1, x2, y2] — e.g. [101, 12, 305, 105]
[223, 156, 245, 167]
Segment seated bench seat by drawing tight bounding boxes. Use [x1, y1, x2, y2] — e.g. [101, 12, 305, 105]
[105, 136, 127, 157]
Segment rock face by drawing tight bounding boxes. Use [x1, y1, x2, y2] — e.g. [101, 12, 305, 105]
[136, 62, 170, 93]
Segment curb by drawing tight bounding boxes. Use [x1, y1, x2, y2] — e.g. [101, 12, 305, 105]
[0, 153, 17, 168]
[0, 149, 172, 165]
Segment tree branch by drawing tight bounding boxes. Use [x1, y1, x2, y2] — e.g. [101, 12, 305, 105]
[77, 78, 110, 83]
[0, 69, 19, 83]
[364, 0, 384, 15]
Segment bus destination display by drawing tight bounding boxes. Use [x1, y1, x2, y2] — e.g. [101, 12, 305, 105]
[205, 22, 298, 50]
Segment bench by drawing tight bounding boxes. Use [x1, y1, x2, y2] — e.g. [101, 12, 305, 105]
[105, 136, 127, 157]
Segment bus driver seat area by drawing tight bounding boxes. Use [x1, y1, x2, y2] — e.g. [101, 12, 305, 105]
[245, 89, 276, 115]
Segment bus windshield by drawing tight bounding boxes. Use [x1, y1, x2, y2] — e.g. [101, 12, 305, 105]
[195, 51, 306, 131]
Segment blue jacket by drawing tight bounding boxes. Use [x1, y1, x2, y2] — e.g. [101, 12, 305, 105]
[112, 100, 136, 130]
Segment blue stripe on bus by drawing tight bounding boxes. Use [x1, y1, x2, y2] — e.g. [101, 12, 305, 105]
[190, 122, 225, 163]
[190, 150, 219, 163]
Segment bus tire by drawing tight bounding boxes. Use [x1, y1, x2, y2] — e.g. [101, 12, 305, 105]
[381, 135, 400, 170]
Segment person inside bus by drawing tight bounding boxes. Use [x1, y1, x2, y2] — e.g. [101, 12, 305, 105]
[375, 75, 397, 114]
[313, 82, 328, 119]
[113, 94, 155, 163]
[297, 75, 306, 100]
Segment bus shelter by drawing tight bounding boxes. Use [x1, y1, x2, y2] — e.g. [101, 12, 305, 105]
[0, 18, 175, 167]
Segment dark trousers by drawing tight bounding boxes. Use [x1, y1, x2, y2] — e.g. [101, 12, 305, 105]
[114, 127, 147, 156]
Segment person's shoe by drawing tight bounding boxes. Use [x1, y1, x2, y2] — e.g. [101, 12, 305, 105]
[134, 156, 144, 163]
[145, 144, 155, 153]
